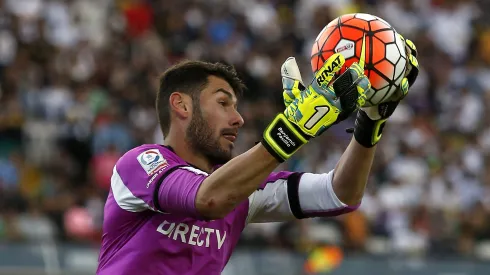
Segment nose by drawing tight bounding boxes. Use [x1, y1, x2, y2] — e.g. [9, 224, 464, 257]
[231, 109, 244, 128]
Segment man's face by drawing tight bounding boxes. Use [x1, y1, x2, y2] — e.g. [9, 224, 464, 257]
[186, 76, 244, 165]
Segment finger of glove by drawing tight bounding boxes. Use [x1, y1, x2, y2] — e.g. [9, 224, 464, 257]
[405, 38, 418, 57]
[324, 63, 365, 120]
[399, 34, 419, 88]
[407, 51, 419, 70]
[332, 62, 364, 98]
[333, 76, 361, 116]
[282, 79, 303, 106]
[355, 75, 370, 108]
[332, 71, 369, 123]
[398, 33, 405, 42]
[405, 54, 419, 88]
[399, 77, 409, 98]
[283, 92, 294, 106]
[281, 57, 305, 85]
[347, 62, 365, 80]
[389, 77, 409, 102]
[339, 75, 370, 113]
[398, 33, 418, 57]
[331, 61, 365, 95]
[284, 97, 300, 123]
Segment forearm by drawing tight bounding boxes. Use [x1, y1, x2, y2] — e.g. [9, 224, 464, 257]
[196, 143, 279, 219]
[332, 137, 376, 205]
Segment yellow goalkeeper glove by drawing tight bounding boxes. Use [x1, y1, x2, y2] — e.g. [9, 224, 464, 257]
[351, 34, 420, 147]
[262, 53, 370, 162]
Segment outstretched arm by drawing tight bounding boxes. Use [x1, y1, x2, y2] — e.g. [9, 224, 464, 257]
[333, 33, 420, 207]
[332, 139, 376, 205]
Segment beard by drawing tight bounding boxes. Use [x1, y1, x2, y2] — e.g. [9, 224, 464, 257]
[186, 103, 233, 166]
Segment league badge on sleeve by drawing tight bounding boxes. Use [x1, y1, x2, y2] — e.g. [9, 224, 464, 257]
[137, 149, 169, 175]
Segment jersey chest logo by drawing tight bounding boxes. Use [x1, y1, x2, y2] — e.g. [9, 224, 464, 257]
[156, 220, 227, 250]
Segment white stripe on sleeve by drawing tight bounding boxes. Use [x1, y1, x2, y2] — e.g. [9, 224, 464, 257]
[111, 166, 151, 212]
[246, 170, 349, 223]
[297, 171, 347, 214]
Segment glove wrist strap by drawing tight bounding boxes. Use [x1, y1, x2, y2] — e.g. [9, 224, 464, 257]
[261, 113, 309, 162]
[353, 110, 387, 148]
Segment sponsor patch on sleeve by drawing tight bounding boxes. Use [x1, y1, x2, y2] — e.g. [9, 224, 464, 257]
[137, 149, 169, 175]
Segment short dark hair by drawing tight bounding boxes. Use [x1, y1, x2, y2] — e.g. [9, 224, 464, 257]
[156, 60, 245, 136]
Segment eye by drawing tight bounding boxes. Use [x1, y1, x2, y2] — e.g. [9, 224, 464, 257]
[218, 99, 228, 106]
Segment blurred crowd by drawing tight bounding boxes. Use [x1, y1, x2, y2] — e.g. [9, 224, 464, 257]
[1, 0, 490, 260]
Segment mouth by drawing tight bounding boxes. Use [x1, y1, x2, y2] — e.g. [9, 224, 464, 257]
[222, 132, 237, 142]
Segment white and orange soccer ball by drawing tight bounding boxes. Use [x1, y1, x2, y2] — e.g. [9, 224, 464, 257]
[311, 13, 407, 107]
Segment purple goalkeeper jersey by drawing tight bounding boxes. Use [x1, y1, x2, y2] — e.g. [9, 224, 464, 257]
[96, 144, 294, 275]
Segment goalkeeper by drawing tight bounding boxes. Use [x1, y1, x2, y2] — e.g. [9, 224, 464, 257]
[97, 37, 419, 275]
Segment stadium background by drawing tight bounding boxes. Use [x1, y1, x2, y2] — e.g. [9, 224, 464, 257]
[1, 0, 490, 274]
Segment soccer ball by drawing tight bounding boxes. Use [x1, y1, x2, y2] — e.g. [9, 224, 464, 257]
[311, 13, 407, 107]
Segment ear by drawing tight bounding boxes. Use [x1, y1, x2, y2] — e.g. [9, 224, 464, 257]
[169, 92, 192, 119]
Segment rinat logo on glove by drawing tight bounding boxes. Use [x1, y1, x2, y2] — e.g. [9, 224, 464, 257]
[316, 55, 343, 88]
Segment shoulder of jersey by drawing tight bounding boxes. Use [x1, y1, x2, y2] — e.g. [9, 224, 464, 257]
[119, 144, 184, 176]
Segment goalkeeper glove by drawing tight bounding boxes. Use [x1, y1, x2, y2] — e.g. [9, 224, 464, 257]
[262, 53, 370, 162]
[350, 34, 420, 148]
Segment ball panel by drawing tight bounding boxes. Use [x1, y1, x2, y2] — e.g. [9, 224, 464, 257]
[375, 16, 392, 28]
[384, 86, 398, 102]
[369, 20, 391, 31]
[374, 60, 394, 84]
[343, 18, 370, 31]
[311, 55, 321, 72]
[385, 43, 401, 64]
[311, 40, 320, 71]
[311, 40, 319, 55]
[314, 26, 328, 42]
[374, 30, 395, 44]
[369, 70, 389, 91]
[326, 18, 338, 28]
[339, 26, 365, 42]
[320, 28, 341, 53]
[321, 50, 335, 64]
[354, 13, 378, 21]
[371, 37, 386, 64]
[316, 26, 337, 49]
[393, 57, 407, 83]
[370, 85, 391, 105]
[339, 14, 356, 23]
[394, 33, 407, 59]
